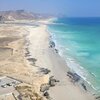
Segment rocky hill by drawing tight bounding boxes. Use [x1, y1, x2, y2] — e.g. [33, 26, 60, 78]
[0, 10, 52, 21]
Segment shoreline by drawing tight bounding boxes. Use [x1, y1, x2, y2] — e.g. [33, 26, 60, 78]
[47, 21, 99, 94]
[47, 29, 96, 100]
[25, 19, 95, 100]
[48, 33, 97, 94]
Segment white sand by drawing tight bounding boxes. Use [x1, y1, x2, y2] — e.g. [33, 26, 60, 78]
[26, 21, 95, 100]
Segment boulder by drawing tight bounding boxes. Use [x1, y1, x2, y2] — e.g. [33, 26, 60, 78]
[40, 84, 50, 92]
[40, 68, 51, 74]
[49, 76, 59, 87]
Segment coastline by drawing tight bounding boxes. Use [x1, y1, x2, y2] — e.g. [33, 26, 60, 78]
[0, 19, 96, 100]
[48, 17, 100, 96]
[47, 26, 97, 94]
[25, 19, 95, 100]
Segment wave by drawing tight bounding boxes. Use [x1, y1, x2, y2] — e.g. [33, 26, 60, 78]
[49, 22, 68, 26]
[49, 30, 76, 34]
[76, 51, 90, 57]
[48, 28, 88, 78]
[61, 48, 98, 92]
[47, 26, 99, 93]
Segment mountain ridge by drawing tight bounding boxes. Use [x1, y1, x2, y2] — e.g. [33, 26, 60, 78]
[0, 10, 52, 21]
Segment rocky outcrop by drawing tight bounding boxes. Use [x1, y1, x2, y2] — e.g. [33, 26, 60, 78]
[40, 76, 59, 99]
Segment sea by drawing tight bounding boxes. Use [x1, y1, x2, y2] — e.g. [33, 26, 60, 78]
[48, 17, 100, 95]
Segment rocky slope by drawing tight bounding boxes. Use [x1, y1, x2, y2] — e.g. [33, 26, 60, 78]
[0, 10, 52, 21]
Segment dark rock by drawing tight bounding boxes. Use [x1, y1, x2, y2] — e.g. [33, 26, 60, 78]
[43, 91, 50, 99]
[43, 91, 49, 97]
[49, 76, 59, 87]
[96, 96, 100, 99]
[49, 79, 56, 86]
[67, 71, 74, 78]
[39, 68, 51, 74]
[49, 41, 55, 48]
[27, 58, 37, 65]
[55, 49, 58, 53]
[40, 84, 50, 92]
[49, 76, 54, 79]
[25, 52, 31, 57]
[73, 73, 81, 82]
[27, 58, 37, 62]
[67, 71, 81, 83]
[81, 83, 87, 91]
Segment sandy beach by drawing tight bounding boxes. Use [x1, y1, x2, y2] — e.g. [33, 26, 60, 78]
[0, 19, 96, 100]
[25, 20, 95, 100]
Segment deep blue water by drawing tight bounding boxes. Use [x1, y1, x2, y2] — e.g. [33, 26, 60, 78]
[48, 17, 100, 93]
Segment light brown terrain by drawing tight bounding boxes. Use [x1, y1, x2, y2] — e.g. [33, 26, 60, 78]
[0, 23, 48, 100]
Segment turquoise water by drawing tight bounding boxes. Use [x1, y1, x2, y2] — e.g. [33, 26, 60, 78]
[48, 18, 100, 94]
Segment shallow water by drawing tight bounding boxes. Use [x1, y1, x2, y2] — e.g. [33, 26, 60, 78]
[48, 17, 100, 94]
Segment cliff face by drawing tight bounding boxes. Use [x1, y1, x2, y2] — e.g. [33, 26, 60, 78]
[0, 10, 52, 21]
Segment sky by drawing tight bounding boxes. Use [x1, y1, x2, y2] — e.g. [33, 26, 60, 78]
[0, 0, 100, 17]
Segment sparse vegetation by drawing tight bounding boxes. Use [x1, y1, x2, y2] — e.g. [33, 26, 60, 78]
[15, 85, 43, 100]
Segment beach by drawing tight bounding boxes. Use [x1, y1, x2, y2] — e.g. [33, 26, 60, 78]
[0, 19, 96, 100]
[25, 19, 95, 100]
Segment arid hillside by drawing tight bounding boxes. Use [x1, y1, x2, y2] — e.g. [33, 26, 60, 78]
[0, 10, 52, 21]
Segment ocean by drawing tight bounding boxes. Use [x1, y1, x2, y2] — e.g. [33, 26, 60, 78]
[48, 17, 100, 94]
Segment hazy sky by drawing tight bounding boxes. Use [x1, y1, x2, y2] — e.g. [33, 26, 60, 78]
[0, 0, 100, 17]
